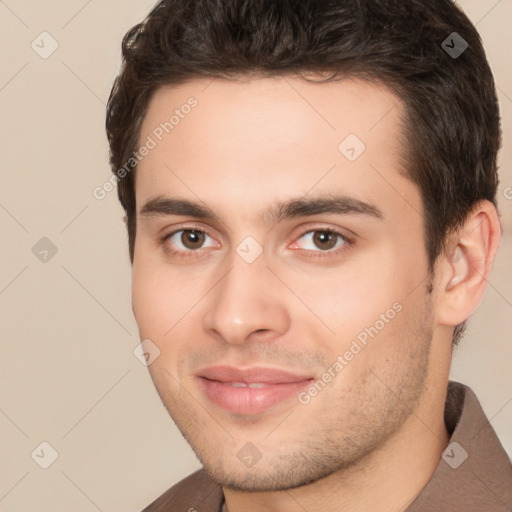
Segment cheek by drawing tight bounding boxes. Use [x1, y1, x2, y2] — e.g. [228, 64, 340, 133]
[132, 256, 176, 336]
[131, 255, 209, 355]
[132, 265, 188, 380]
[286, 255, 426, 375]
[279, 251, 409, 332]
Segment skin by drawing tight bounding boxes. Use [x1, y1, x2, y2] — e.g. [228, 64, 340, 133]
[131, 76, 501, 512]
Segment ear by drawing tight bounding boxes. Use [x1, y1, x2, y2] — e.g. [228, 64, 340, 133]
[436, 200, 502, 328]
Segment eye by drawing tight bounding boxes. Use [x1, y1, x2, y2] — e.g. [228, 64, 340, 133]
[163, 229, 217, 255]
[160, 226, 352, 259]
[292, 228, 350, 254]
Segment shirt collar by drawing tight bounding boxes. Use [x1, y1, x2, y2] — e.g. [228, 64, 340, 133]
[405, 380, 512, 511]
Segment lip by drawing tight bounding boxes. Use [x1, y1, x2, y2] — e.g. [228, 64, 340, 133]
[197, 366, 314, 415]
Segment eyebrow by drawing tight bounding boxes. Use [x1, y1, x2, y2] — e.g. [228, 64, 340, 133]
[139, 194, 384, 225]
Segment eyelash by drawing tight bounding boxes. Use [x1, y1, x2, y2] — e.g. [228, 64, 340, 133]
[160, 225, 354, 259]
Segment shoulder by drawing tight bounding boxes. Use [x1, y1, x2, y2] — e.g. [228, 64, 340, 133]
[141, 469, 224, 512]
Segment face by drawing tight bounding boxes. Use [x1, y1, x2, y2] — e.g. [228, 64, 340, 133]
[132, 76, 437, 491]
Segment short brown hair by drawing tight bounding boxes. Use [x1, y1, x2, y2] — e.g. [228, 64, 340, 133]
[106, 0, 501, 345]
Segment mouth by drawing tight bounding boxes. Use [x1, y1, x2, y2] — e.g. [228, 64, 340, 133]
[196, 366, 314, 415]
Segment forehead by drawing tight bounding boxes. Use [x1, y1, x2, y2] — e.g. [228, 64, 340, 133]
[135, 76, 418, 223]
[139, 75, 404, 154]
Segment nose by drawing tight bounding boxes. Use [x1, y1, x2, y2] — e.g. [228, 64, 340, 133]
[202, 250, 291, 346]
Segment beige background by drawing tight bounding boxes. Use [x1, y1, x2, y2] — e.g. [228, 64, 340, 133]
[0, 1, 511, 510]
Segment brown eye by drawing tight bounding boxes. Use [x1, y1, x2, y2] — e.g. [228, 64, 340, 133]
[181, 230, 205, 250]
[291, 226, 355, 258]
[163, 228, 216, 255]
[292, 228, 350, 255]
[312, 231, 339, 251]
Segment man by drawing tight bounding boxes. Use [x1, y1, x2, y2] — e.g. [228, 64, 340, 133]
[106, 0, 512, 510]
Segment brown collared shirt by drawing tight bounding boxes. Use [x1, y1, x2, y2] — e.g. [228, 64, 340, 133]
[142, 381, 512, 512]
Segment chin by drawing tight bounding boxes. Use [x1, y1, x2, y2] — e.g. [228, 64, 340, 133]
[200, 455, 341, 493]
